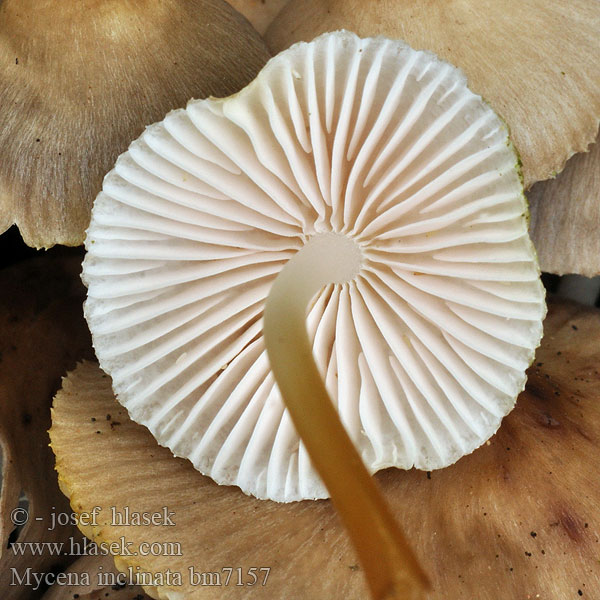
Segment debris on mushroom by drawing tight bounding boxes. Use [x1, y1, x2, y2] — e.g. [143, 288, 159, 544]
[266, 0, 600, 189]
[0, 254, 94, 594]
[49, 297, 600, 599]
[0, 0, 270, 249]
[529, 130, 600, 277]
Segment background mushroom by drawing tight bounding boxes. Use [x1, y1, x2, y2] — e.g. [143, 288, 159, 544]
[81, 31, 545, 502]
[50, 297, 600, 599]
[265, 0, 600, 189]
[0, 0, 270, 249]
[528, 130, 600, 277]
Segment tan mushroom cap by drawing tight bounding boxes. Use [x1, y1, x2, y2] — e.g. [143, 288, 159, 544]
[0, 253, 94, 594]
[0, 0, 270, 249]
[266, 0, 600, 189]
[226, 0, 290, 34]
[529, 130, 600, 276]
[51, 298, 600, 600]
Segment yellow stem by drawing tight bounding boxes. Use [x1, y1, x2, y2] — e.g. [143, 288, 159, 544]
[263, 233, 429, 600]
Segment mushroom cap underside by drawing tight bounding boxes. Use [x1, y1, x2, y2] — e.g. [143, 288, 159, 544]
[82, 32, 545, 501]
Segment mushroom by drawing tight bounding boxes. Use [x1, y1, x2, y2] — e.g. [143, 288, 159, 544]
[0, 0, 270, 249]
[50, 297, 600, 599]
[528, 130, 600, 277]
[82, 29, 544, 501]
[81, 30, 544, 597]
[265, 0, 600, 190]
[0, 253, 94, 594]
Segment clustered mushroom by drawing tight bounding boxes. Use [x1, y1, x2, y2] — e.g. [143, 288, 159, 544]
[82, 30, 545, 501]
[0, 1, 599, 599]
[80, 30, 546, 598]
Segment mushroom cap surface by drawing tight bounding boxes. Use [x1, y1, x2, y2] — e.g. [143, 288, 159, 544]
[0, 0, 270, 248]
[82, 31, 545, 501]
[266, 0, 600, 189]
[529, 130, 600, 276]
[50, 298, 600, 599]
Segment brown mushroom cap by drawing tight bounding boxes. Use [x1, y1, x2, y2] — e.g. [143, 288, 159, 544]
[265, 0, 600, 189]
[529, 130, 600, 276]
[0, 253, 94, 595]
[51, 298, 600, 599]
[0, 0, 270, 249]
